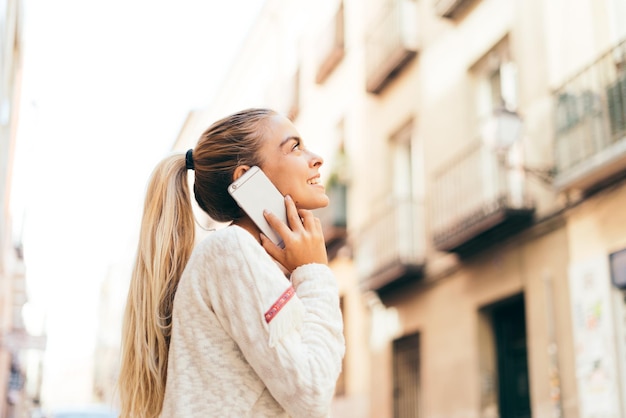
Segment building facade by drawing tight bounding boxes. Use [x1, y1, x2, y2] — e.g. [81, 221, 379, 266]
[174, 0, 626, 417]
[1, 0, 34, 416]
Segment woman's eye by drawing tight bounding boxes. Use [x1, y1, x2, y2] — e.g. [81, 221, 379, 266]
[292, 141, 302, 151]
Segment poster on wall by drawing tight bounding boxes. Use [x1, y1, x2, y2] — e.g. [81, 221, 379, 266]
[569, 256, 620, 417]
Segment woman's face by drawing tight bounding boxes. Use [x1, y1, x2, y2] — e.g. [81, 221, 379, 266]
[258, 114, 329, 210]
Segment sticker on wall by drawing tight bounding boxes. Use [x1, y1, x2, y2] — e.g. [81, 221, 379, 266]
[568, 256, 620, 417]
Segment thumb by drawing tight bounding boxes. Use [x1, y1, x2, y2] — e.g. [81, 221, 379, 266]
[260, 234, 284, 264]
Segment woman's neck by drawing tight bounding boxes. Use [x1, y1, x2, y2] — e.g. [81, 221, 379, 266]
[232, 217, 262, 244]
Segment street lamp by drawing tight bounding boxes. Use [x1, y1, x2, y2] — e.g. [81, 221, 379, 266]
[482, 107, 556, 185]
[482, 106, 524, 154]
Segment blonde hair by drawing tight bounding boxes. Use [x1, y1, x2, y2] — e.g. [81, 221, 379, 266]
[117, 108, 277, 417]
[118, 154, 194, 417]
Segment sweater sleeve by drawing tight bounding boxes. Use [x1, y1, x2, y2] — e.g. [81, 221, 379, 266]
[205, 228, 345, 418]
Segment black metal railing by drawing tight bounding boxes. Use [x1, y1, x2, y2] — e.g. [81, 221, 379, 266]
[356, 197, 424, 290]
[316, 183, 347, 232]
[431, 142, 534, 252]
[314, 182, 348, 259]
[365, 0, 418, 93]
[315, 3, 345, 84]
[553, 38, 626, 180]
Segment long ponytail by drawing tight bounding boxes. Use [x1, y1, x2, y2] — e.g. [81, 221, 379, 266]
[118, 153, 195, 418]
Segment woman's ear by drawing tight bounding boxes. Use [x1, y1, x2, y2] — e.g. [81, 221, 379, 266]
[232, 165, 251, 182]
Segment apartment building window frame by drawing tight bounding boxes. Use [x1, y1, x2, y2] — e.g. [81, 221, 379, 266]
[471, 37, 519, 121]
[356, 118, 425, 292]
[470, 36, 528, 207]
[388, 119, 416, 201]
[430, 40, 534, 255]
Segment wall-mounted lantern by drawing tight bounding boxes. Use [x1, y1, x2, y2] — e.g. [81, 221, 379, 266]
[482, 107, 557, 185]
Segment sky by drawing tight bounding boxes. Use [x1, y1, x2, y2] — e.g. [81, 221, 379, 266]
[11, 0, 266, 406]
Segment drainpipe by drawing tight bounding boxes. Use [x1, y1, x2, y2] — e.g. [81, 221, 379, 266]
[543, 271, 564, 418]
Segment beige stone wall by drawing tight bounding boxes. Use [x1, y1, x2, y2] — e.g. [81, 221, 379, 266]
[566, 184, 626, 260]
[564, 181, 626, 416]
[366, 220, 575, 418]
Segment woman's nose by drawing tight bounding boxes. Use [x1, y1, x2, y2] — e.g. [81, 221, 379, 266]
[309, 151, 324, 167]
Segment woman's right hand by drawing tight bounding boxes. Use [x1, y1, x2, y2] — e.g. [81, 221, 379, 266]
[261, 195, 328, 273]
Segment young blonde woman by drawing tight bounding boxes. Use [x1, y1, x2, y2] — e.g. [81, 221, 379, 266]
[118, 108, 345, 418]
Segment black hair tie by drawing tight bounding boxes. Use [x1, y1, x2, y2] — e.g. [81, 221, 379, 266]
[185, 149, 194, 170]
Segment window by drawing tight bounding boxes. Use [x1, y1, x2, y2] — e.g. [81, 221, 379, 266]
[389, 120, 414, 200]
[473, 37, 518, 123]
[471, 37, 519, 201]
[328, 119, 349, 228]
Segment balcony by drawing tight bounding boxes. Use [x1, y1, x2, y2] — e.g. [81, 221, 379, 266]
[431, 142, 535, 256]
[315, 183, 348, 260]
[434, 0, 476, 19]
[355, 198, 425, 292]
[365, 0, 419, 94]
[553, 38, 626, 192]
[315, 3, 345, 84]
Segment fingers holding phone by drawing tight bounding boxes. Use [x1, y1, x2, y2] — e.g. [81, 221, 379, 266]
[228, 166, 287, 248]
[262, 195, 328, 273]
[227, 166, 328, 272]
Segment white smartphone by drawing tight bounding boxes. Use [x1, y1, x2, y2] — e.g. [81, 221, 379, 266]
[227, 166, 287, 248]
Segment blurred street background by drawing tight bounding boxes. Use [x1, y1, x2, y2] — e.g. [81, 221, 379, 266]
[2, 0, 626, 417]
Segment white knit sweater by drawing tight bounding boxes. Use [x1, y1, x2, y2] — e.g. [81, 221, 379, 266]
[160, 225, 345, 418]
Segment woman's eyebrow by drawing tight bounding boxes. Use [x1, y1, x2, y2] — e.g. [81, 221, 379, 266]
[279, 136, 301, 147]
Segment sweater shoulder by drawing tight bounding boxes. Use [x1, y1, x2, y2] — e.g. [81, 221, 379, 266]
[190, 225, 264, 266]
[208, 225, 258, 248]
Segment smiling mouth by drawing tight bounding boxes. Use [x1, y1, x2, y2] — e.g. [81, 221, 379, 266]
[307, 178, 320, 185]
